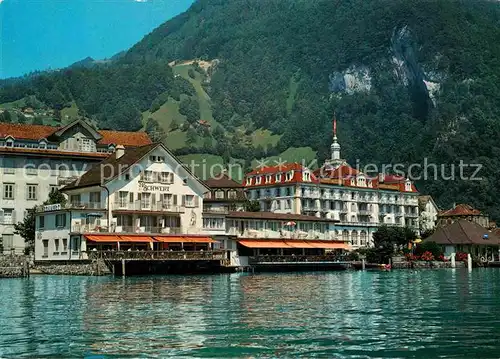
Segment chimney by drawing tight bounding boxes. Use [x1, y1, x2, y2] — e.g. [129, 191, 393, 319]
[115, 145, 125, 159]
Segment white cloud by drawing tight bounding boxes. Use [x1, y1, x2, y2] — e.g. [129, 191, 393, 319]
[0, 0, 4, 4]
[134, 0, 148, 2]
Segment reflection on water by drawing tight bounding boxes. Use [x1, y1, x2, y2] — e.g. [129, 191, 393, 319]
[2, 270, 500, 358]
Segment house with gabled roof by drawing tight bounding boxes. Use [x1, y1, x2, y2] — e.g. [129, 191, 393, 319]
[0, 118, 152, 254]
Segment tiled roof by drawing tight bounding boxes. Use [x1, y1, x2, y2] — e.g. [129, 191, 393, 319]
[315, 164, 359, 179]
[226, 211, 338, 222]
[425, 220, 500, 245]
[63, 143, 159, 190]
[245, 162, 318, 187]
[0, 123, 56, 140]
[204, 174, 242, 188]
[438, 204, 482, 217]
[98, 130, 152, 146]
[246, 162, 305, 176]
[0, 122, 152, 147]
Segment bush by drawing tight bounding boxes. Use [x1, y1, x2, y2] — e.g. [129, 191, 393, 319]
[414, 241, 443, 259]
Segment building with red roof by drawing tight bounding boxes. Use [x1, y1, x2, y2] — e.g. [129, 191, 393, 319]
[243, 115, 421, 248]
[437, 203, 490, 228]
[0, 118, 152, 254]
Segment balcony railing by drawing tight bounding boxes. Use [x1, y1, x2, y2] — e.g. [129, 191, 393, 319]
[405, 212, 419, 218]
[88, 250, 226, 261]
[113, 201, 185, 213]
[71, 225, 204, 235]
[203, 207, 229, 214]
[249, 255, 347, 264]
[358, 210, 372, 216]
[228, 228, 333, 240]
[36, 201, 106, 212]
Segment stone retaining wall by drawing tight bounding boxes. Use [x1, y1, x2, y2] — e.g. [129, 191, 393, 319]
[34, 260, 111, 276]
[392, 261, 467, 269]
[0, 255, 29, 278]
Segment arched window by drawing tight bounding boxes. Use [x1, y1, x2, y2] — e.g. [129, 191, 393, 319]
[360, 231, 367, 246]
[351, 231, 359, 246]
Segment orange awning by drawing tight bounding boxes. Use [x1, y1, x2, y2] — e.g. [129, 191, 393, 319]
[153, 236, 217, 244]
[85, 235, 122, 243]
[308, 240, 350, 249]
[119, 236, 154, 243]
[284, 240, 317, 249]
[238, 240, 292, 248]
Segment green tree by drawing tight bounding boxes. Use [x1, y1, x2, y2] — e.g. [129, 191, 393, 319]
[170, 119, 179, 131]
[0, 110, 12, 123]
[186, 127, 197, 144]
[179, 97, 200, 124]
[415, 241, 443, 259]
[188, 68, 196, 79]
[145, 117, 165, 142]
[244, 200, 261, 212]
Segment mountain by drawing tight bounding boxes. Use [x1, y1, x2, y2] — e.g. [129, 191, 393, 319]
[1, 0, 500, 219]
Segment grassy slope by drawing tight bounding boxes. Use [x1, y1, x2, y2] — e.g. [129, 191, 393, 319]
[60, 102, 80, 124]
[178, 153, 244, 181]
[251, 128, 282, 148]
[251, 147, 317, 169]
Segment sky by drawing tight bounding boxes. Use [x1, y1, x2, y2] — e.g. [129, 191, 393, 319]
[0, 0, 195, 79]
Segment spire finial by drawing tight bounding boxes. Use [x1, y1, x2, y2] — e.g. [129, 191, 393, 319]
[333, 112, 337, 138]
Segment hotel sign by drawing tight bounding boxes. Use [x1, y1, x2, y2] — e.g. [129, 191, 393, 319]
[44, 203, 61, 212]
[138, 181, 170, 192]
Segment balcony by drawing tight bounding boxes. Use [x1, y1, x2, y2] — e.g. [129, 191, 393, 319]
[203, 207, 229, 214]
[337, 221, 376, 227]
[113, 201, 185, 213]
[228, 228, 333, 240]
[36, 201, 106, 212]
[71, 225, 204, 235]
[358, 209, 372, 216]
[405, 212, 419, 218]
[88, 250, 226, 261]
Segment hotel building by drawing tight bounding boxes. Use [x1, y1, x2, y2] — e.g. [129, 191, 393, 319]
[244, 119, 421, 248]
[0, 119, 151, 254]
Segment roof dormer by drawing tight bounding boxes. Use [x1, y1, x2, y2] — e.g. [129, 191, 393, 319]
[5, 135, 14, 147]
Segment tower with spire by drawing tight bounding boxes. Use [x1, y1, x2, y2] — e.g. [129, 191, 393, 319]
[324, 113, 344, 167]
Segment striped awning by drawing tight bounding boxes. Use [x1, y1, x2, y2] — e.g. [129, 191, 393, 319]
[154, 236, 217, 244]
[238, 239, 349, 250]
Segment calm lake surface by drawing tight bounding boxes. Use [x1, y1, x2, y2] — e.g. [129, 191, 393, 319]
[1, 269, 500, 358]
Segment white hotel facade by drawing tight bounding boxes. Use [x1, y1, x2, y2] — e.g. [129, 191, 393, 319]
[244, 120, 421, 248]
[0, 119, 152, 254]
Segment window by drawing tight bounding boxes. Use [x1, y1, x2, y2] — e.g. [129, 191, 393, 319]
[184, 195, 195, 207]
[203, 218, 224, 229]
[159, 172, 172, 184]
[204, 192, 212, 199]
[275, 174, 282, 182]
[62, 239, 68, 253]
[256, 176, 262, 185]
[142, 171, 153, 182]
[157, 156, 165, 162]
[117, 191, 128, 207]
[215, 190, 225, 199]
[228, 190, 237, 199]
[54, 239, 60, 254]
[303, 172, 311, 181]
[140, 193, 151, 209]
[2, 234, 13, 250]
[2, 209, 13, 224]
[162, 194, 173, 208]
[26, 184, 38, 200]
[70, 194, 81, 206]
[3, 183, 14, 199]
[265, 175, 271, 184]
[285, 171, 293, 181]
[6, 138, 13, 147]
[90, 192, 101, 204]
[42, 240, 49, 257]
[246, 177, 252, 186]
[56, 214, 67, 228]
[79, 138, 93, 152]
[149, 156, 157, 162]
[39, 215, 45, 229]
[3, 157, 15, 174]
[49, 185, 58, 193]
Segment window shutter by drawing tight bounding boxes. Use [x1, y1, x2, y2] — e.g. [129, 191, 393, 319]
[0, 209, 3, 224]
[194, 196, 199, 207]
[173, 195, 178, 205]
[152, 193, 156, 205]
[140, 171, 144, 180]
[12, 210, 16, 224]
[129, 192, 134, 203]
[182, 195, 186, 206]
[137, 193, 142, 201]
[169, 173, 174, 184]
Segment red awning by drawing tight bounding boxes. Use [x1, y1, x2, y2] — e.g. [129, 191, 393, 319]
[85, 235, 122, 243]
[238, 240, 292, 248]
[153, 236, 217, 243]
[238, 239, 350, 249]
[119, 236, 154, 243]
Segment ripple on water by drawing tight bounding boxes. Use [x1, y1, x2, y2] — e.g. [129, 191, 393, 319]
[1, 270, 500, 358]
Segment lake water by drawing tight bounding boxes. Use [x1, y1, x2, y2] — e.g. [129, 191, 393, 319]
[1, 269, 500, 358]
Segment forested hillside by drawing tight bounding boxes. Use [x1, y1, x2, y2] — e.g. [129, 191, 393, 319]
[1, 0, 500, 218]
